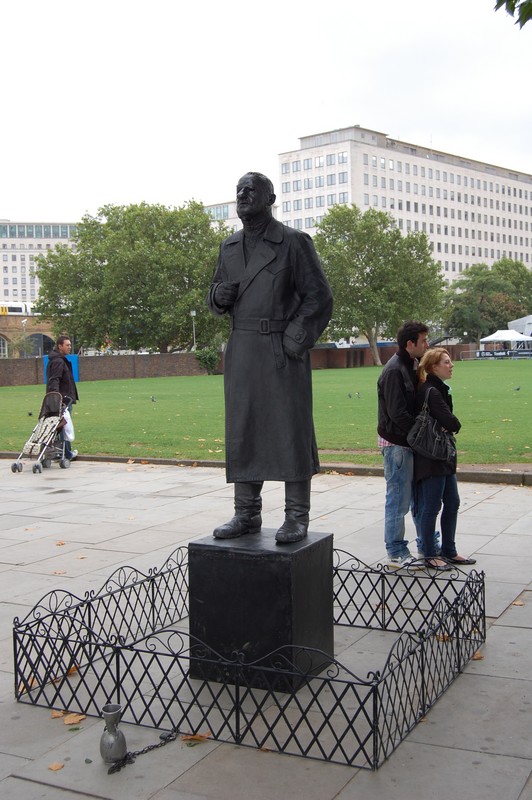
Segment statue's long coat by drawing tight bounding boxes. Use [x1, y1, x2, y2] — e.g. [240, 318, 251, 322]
[207, 218, 333, 483]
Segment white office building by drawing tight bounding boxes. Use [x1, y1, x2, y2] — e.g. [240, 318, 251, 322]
[278, 125, 532, 281]
[0, 220, 77, 306]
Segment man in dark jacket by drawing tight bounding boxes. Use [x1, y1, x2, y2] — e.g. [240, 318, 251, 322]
[207, 172, 333, 543]
[46, 335, 79, 460]
[377, 321, 428, 566]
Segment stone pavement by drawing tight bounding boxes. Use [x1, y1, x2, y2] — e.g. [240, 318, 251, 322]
[1, 458, 531, 800]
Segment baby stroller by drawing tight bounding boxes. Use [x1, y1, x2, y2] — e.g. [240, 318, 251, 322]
[11, 392, 72, 474]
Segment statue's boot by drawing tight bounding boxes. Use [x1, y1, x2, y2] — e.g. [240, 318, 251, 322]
[275, 480, 311, 544]
[213, 481, 263, 539]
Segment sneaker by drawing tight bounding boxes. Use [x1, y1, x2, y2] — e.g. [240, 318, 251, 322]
[387, 554, 423, 570]
[68, 449, 78, 461]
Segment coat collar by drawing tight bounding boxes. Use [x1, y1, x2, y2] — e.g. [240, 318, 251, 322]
[225, 219, 285, 299]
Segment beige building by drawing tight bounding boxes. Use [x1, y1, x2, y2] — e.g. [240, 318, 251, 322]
[0, 220, 76, 357]
[1, 220, 77, 306]
[278, 125, 532, 281]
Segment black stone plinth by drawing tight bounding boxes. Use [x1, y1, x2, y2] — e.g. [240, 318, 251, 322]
[188, 529, 334, 687]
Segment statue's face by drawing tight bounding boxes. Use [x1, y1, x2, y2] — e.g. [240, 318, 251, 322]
[236, 174, 272, 219]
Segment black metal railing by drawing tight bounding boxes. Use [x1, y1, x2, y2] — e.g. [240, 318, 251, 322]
[13, 546, 485, 770]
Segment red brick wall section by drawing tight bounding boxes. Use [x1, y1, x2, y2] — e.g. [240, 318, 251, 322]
[0, 345, 475, 387]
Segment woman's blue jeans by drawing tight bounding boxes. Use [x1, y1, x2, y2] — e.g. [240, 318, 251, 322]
[415, 474, 460, 558]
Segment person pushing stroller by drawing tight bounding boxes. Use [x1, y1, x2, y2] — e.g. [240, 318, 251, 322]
[46, 335, 79, 460]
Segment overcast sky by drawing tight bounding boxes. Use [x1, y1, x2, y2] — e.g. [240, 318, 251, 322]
[2, 0, 531, 222]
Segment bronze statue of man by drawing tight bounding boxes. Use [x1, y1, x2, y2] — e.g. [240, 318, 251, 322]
[207, 172, 333, 543]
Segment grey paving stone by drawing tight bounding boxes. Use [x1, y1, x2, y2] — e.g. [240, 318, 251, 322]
[407, 673, 532, 759]
[10, 719, 221, 800]
[494, 591, 532, 627]
[152, 743, 355, 800]
[0, 776, 104, 800]
[335, 741, 532, 800]
[465, 624, 532, 679]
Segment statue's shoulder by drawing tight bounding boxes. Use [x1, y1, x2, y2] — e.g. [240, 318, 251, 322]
[222, 229, 243, 247]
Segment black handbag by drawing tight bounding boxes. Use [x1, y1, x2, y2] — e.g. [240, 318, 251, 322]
[407, 387, 457, 462]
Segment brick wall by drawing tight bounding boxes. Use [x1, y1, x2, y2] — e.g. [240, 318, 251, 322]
[0, 344, 473, 387]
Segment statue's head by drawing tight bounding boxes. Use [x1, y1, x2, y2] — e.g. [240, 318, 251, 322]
[236, 172, 276, 220]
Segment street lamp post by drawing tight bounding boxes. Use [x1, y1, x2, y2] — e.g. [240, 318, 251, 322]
[21, 318, 27, 358]
[190, 310, 196, 351]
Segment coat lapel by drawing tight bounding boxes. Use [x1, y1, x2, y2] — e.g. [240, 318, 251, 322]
[236, 219, 283, 300]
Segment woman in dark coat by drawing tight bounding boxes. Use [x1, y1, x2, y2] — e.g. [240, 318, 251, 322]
[413, 348, 476, 570]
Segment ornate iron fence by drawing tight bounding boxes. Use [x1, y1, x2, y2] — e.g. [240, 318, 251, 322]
[13, 546, 485, 770]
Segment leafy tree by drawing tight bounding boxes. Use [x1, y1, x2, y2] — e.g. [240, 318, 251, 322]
[495, 0, 532, 27]
[195, 346, 220, 374]
[442, 260, 529, 346]
[7, 332, 36, 358]
[314, 205, 444, 365]
[35, 202, 229, 353]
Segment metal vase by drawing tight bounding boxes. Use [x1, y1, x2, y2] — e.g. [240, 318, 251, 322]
[99, 703, 128, 764]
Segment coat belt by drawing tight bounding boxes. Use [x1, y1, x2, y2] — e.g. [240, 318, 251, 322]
[231, 318, 288, 334]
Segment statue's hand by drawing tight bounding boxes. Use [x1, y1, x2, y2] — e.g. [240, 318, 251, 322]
[284, 346, 303, 361]
[214, 281, 239, 307]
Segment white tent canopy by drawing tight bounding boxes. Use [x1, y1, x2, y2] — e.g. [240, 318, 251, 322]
[480, 329, 532, 343]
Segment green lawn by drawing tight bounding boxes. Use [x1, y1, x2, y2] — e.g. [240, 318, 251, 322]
[1, 360, 530, 466]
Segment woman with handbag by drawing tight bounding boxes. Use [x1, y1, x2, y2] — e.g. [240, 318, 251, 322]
[413, 348, 476, 571]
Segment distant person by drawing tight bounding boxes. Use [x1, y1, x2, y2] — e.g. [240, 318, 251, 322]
[377, 321, 429, 567]
[46, 335, 79, 460]
[207, 171, 333, 543]
[413, 348, 476, 569]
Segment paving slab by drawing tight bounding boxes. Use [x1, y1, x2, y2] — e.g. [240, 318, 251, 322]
[407, 673, 532, 759]
[334, 741, 532, 800]
[151, 743, 355, 800]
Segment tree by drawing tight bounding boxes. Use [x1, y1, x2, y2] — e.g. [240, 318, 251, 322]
[442, 260, 529, 346]
[495, 0, 532, 27]
[35, 202, 229, 353]
[314, 205, 444, 365]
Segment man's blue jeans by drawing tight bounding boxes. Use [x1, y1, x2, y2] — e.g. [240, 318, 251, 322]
[382, 445, 413, 558]
[414, 474, 460, 559]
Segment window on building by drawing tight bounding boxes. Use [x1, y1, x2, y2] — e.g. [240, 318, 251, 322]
[327, 174, 336, 186]
[338, 151, 348, 164]
[339, 172, 348, 184]
[326, 154, 335, 166]
[327, 194, 337, 206]
[292, 161, 301, 172]
[315, 156, 324, 168]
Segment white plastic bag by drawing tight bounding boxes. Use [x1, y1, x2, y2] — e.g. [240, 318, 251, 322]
[63, 408, 75, 442]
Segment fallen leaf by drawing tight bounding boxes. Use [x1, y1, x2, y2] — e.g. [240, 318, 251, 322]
[56, 540, 66, 546]
[512, 600, 525, 607]
[48, 762, 64, 771]
[127, 459, 135, 464]
[53, 570, 67, 576]
[181, 731, 211, 743]
[472, 651, 484, 660]
[76, 555, 87, 560]
[67, 665, 78, 676]
[63, 713, 86, 725]
[51, 710, 65, 719]
[436, 633, 452, 642]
